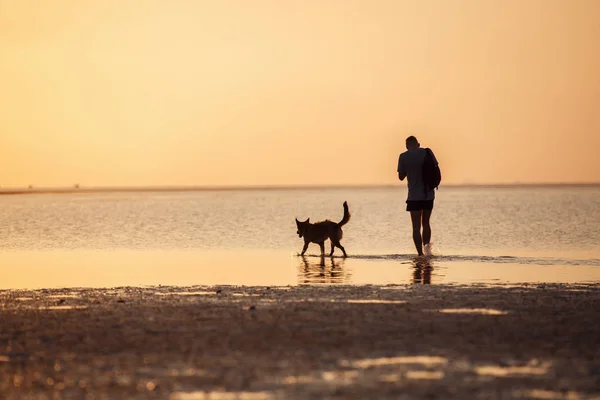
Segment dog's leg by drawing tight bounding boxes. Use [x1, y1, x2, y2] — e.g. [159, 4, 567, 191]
[339, 244, 347, 257]
[329, 241, 335, 257]
[300, 242, 309, 256]
[319, 242, 325, 256]
[333, 240, 347, 257]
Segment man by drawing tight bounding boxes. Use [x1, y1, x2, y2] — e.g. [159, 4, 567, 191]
[397, 136, 439, 256]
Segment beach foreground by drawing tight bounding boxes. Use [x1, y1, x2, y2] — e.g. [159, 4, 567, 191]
[1, 284, 599, 399]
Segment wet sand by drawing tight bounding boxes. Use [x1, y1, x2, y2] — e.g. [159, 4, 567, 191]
[1, 284, 599, 399]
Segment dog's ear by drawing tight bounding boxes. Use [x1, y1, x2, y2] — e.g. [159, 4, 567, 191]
[305, 218, 310, 223]
[295, 218, 299, 223]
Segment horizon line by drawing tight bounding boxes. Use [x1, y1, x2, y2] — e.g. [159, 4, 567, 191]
[1, 182, 599, 195]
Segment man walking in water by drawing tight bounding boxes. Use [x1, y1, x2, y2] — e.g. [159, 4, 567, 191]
[397, 136, 439, 256]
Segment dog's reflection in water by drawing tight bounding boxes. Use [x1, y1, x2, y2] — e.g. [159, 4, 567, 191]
[298, 255, 350, 284]
[412, 257, 433, 284]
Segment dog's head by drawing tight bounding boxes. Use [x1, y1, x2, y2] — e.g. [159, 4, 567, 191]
[295, 218, 310, 238]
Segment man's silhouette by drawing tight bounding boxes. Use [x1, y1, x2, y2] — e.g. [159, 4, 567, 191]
[397, 136, 439, 256]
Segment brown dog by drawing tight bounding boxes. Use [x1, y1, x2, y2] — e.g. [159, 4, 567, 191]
[296, 201, 350, 257]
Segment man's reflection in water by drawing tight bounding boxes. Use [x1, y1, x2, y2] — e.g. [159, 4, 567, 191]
[412, 257, 433, 284]
[299, 255, 349, 284]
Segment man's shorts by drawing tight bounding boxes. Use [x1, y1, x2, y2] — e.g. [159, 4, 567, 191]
[406, 200, 434, 212]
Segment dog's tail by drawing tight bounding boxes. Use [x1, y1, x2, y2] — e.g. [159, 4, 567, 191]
[338, 201, 351, 227]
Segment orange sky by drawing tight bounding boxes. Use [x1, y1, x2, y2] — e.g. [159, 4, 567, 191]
[1, 0, 599, 187]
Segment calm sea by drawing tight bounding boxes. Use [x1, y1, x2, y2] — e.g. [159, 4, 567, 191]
[1, 186, 599, 288]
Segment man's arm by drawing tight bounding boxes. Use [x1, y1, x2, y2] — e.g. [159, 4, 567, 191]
[397, 155, 406, 181]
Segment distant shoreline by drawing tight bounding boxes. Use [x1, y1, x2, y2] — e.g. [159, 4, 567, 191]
[1, 182, 599, 196]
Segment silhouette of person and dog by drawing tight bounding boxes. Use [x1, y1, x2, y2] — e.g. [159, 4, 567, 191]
[295, 135, 441, 283]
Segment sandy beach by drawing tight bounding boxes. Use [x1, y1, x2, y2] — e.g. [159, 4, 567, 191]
[1, 283, 599, 399]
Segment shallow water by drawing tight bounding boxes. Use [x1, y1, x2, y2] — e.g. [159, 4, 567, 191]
[1, 186, 599, 288]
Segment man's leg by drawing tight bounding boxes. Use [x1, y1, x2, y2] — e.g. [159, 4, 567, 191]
[422, 208, 432, 245]
[410, 210, 423, 256]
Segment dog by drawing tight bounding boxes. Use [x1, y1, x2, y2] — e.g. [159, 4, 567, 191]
[295, 201, 350, 257]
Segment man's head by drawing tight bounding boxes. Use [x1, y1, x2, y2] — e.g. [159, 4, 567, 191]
[406, 136, 420, 150]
